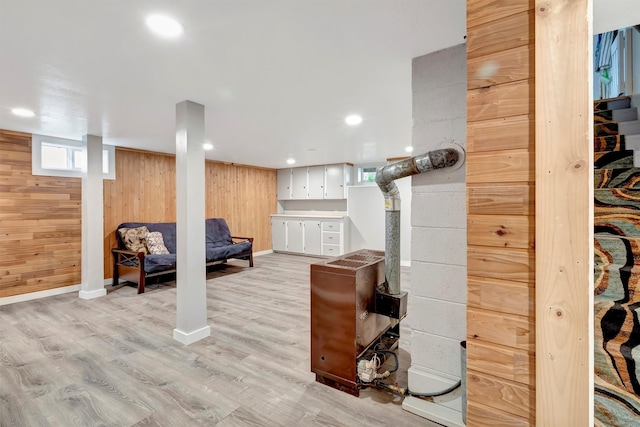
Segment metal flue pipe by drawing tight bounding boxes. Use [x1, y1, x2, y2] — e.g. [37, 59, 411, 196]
[375, 148, 459, 295]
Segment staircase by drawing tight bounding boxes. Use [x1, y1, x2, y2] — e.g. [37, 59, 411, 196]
[593, 96, 640, 425]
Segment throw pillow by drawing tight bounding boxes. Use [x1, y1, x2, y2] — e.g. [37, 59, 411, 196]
[118, 226, 149, 254]
[146, 231, 170, 255]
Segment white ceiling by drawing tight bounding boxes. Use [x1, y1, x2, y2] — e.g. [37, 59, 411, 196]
[0, 0, 466, 169]
[594, 0, 640, 34]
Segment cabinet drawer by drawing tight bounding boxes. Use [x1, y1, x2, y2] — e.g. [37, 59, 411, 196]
[322, 221, 341, 232]
[322, 232, 341, 244]
[322, 244, 341, 256]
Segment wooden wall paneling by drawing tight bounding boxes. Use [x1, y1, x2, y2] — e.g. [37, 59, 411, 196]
[467, 2, 537, 424]
[104, 149, 176, 279]
[468, 307, 535, 351]
[468, 45, 534, 90]
[467, 369, 535, 420]
[467, 80, 534, 122]
[534, 0, 591, 424]
[467, 150, 534, 184]
[468, 184, 534, 216]
[467, 215, 534, 249]
[467, 115, 534, 153]
[104, 152, 115, 276]
[0, 130, 82, 298]
[167, 156, 177, 219]
[467, 10, 534, 59]
[103, 175, 113, 272]
[468, 246, 534, 283]
[466, 401, 530, 427]
[467, 339, 535, 385]
[468, 276, 534, 317]
[467, 0, 534, 29]
[204, 161, 277, 253]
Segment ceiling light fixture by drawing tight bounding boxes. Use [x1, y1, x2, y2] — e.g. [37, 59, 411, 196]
[345, 114, 362, 126]
[146, 14, 184, 38]
[286, 158, 296, 165]
[11, 107, 35, 118]
[203, 143, 213, 150]
[405, 146, 414, 153]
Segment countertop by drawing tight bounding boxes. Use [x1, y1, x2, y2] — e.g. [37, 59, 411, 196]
[270, 213, 347, 219]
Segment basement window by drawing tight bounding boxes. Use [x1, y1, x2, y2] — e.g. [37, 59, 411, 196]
[358, 166, 378, 183]
[32, 135, 115, 180]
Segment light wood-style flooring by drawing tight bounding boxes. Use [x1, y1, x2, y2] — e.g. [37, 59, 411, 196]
[0, 253, 439, 426]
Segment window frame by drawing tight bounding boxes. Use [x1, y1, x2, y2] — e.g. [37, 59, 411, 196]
[32, 134, 115, 180]
[355, 163, 384, 185]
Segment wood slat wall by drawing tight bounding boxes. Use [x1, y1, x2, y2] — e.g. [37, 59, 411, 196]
[204, 161, 277, 254]
[466, 0, 536, 424]
[0, 130, 82, 298]
[103, 149, 178, 277]
[103, 148, 277, 279]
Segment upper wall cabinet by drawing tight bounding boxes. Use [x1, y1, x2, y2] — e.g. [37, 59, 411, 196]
[307, 166, 325, 199]
[324, 163, 351, 199]
[277, 163, 353, 200]
[277, 169, 293, 200]
[291, 168, 308, 199]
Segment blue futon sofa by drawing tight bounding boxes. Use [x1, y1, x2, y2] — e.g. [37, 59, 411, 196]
[112, 218, 253, 293]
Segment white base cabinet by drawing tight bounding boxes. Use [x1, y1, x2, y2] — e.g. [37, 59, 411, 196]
[287, 220, 304, 253]
[321, 221, 343, 255]
[271, 215, 348, 256]
[271, 219, 287, 252]
[304, 220, 322, 255]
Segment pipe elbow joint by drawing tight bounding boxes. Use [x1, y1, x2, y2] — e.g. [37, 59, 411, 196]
[375, 168, 398, 196]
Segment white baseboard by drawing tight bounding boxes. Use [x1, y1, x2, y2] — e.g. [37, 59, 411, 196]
[403, 397, 464, 427]
[254, 249, 273, 257]
[402, 365, 464, 427]
[0, 284, 80, 306]
[173, 325, 211, 345]
[78, 288, 107, 300]
[401, 260, 412, 267]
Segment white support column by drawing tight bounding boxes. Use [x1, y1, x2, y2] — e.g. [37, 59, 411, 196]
[79, 134, 106, 299]
[173, 100, 211, 345]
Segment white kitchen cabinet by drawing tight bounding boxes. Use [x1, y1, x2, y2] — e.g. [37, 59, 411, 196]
[322, 221, 340, 232]
[322, 244, 341, 257]
[291, 168, 308, 199]
[277, 169, 292, 200]
[321, 221, 346, 255]
[325, 164, 352, 199]
[304, 220, 322, 255]
[276, 163, 352, 200]
[286, 220, 304, 253]
[307, 166, 325, 199]
[271, 215, 349, 257]
[271, 219, 287, 252]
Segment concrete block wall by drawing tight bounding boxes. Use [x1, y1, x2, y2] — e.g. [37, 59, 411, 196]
[402, 43, 467, 427]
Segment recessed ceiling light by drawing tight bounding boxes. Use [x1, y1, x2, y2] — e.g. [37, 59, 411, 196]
[405, 146, 414, 153]
[146, 14, 184, 38]
[203, 143, 213, 150]
[345, 115, 362, 126]
[11, 107, 35, 118]
[286, 158, 296, 165]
